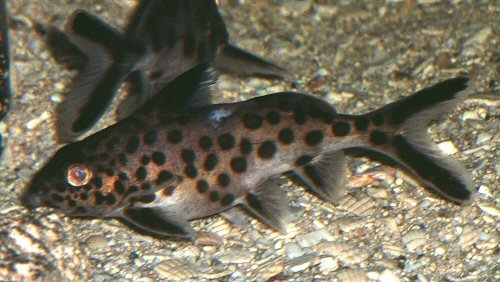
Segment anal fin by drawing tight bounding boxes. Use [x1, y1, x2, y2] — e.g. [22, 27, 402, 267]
[215, 44, 288, 78]
[293, 152, 348, 204]
[242, 178, 292, 233]
[122, 207, 194, 238]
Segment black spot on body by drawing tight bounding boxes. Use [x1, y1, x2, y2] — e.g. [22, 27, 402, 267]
[295, 155, 313, 166]
[355, 116, 369, 131]
[136, 167, 147, 181]
[167, 130, 183, 144]
[370, 130, 389, 145]
[114, 180, 126, 194]
[209, 191, 220, 202]
[258, 141, 277, 159]
[278, 128, 295, 144]
[126, 135, 140, 153]
[218, 133, 235, 150]
[141, 155, 151, 165]
[184, 165, 198, 178]
[196, 180, 209, 193]
[162, 186, 176, 196]
[294, 110, 307, 125]
[156, 170, 173, 185]
[204, 154, 218, 171]
[242, 112, 263, 130]
[143, 130, 158, 145]
[240, 138, 253, 155]
[221, 194, 235, 206]
[305, 130, 324, 146]
[136, 194, 156, 204]
[266, 111, 281, 125]
[181, 149, 195, 163]
[152, 151, 166, 165]
[230, 157, 248, 173]
[199, 136, 213, 150]
[332, 122, 351, 136]
[217, 173, 231, 187]
[68, 199, 77, 207]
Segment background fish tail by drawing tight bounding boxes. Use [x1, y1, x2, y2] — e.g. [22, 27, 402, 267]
[355, 77, 475, 204]
[56, 10, 144, 142]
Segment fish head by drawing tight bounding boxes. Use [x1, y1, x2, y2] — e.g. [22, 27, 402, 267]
[22, 140, 112, 216]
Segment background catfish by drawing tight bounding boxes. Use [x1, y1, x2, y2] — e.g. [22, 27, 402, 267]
[22, 64, 476, 238]
[47, 0, 287, 142]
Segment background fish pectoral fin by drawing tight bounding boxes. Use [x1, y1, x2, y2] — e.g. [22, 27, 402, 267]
[122, 207, 194, 238]
[242, 178, 292, 233]
[116, 71, 153, 120]
[292, 151, 348, 204]
[214, 44, 288, 79]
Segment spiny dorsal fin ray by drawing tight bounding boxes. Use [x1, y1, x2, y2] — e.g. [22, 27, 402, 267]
[135, 63, 216, 116]
[242, 178, 293, 233]
[293, 152, 348, 204]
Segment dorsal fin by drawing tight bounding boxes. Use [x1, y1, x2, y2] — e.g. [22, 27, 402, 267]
[135, 63, 216, 115]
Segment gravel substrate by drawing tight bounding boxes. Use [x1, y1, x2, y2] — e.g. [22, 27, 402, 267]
[1, 1, 498, 281]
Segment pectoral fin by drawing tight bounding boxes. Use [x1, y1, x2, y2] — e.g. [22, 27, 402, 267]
[122, 207, 194, 238]
[293, 152, 348, 204]
[242, 178, 292, 233]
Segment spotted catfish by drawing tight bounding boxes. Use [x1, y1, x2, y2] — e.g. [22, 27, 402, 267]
[49, 0, 286, 142]
[22, 64, 476, 238]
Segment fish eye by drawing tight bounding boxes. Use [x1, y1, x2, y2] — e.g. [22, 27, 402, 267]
[67, 164, 92, 187]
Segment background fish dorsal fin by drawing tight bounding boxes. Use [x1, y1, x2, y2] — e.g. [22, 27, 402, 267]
[135, 63, 216, 115]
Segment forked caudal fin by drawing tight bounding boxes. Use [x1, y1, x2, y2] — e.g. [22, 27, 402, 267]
[355, 77, 476, 204]
[55, 10, 144, 142]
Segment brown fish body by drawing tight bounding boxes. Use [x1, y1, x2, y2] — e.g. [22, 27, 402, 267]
[23, 65, 476, 238]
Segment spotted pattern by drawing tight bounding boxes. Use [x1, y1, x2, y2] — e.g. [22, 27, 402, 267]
[143, 130, 158, 145]
[152, 151, 166, 165]
[135, 167, 147, 181]
[181, 149, 195, 163]
[240, 138, 253, 155]
[295, 155, 313, 166]
[218, 133, 235, 150]
[199, 136, 213, 150]
[184, 165, 198, 178]
[332, 122, 351, 136]
[196, 180, 209, 193]
[258, 141, 277, 159]
[217, 173, 231, 187]
[156, 170, 173, 185]
[242, 112, 263, 129]
[167, 130, 183, 144]
[266, 111, 281, 125]
[305, 130, 324, 146]
[278, 128, 295, 144]
[209, 191, 220, 202]
[204, 154, 218, 171]
[354, 116, 369, 131]
[230, 157, 247, 173]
